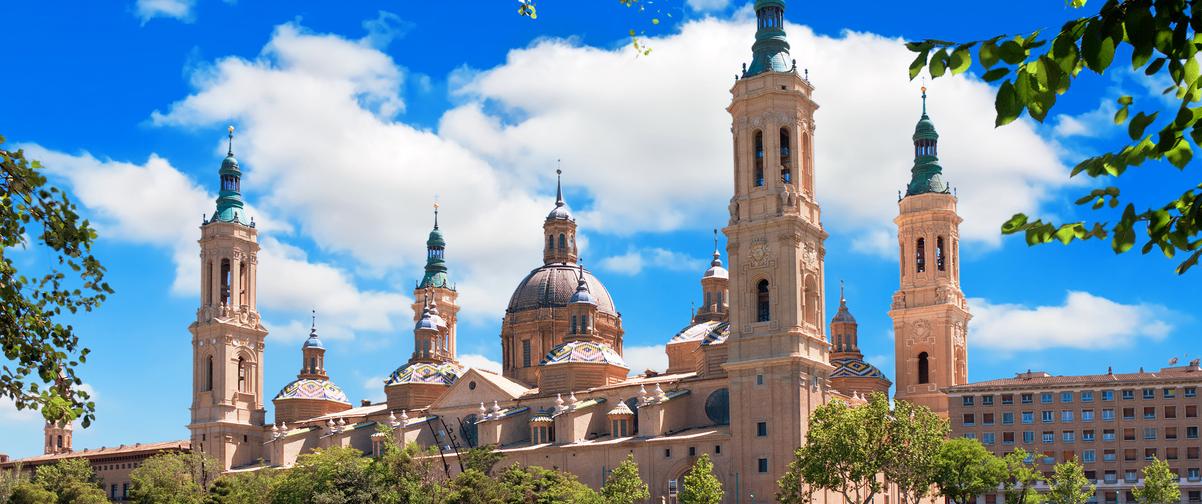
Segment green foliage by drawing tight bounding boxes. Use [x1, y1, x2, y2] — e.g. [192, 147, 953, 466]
[0, 137, 112, 426]
[496, 463, 602, 503]
[600, 454, 649, 504]
[0, 466, 29, 504]
[1000, 448, 1045, 504]
[129, 451, 220, 504]
[270, 446, 384, 504]
[461, 445, 505, 476]
[33, 458, 105, 504]
[907, 1, 1202, 274]
[1046, 459, 1095, 504]
[884, 398, 950, 504]
[446, 469, 501, 503]
[933, 437, 1007, 504]
[678, 454, 723, 504]
[206, 469, 281, 504]
[1133, 458, 1181, 504]
[8, 482, 57, 504]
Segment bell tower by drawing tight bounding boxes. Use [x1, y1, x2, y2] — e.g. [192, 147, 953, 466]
[410, 202, 458, 356]
[723, 0, 830, 497]
[188, 126, 268, 470]
[890, 88, 971, 417]
[44, 420, 72, 455]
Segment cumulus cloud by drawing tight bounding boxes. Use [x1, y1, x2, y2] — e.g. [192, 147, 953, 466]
[459, 354, 503, 373]
[23, 145, 410, 343]
[443, 15, 1067, 250]
[687, 0, 732, 11]
[1051, 99, 1118, 139]
[623, 344, 668, 375]
[969, 291, 1176, 351]
[134, 0, 195, 24]
[600, 247, 705, 275]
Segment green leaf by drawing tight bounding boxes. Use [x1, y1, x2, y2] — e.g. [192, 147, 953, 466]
[949, 47, 972, 74]
[1113, 96, 1132, 125]
[979, 40, 1000, 68]
[1129, 111, 1158, 140]
[930, 49, 949, 77]
[1145, 57, 1167, 75]
[1165, 137, 1193, 168]
[982, 67, 1010, 82]
[995, 80, 1022, 126]
[1081, 20, 1115, 73]
[1001, 213, 1029, 234]
[909, 50, 929, 80]
[999, 40, 1025, 65]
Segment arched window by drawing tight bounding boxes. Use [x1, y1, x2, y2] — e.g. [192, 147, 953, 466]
[705, 292, 712, 310]
[57, 435, 63, 448]
[239, 263, 248, 305]
[558, 234, 566, 251]
[917, 352, 930, 384]
[753, 130, 765, 187]
[936, 237, 946, 271]
[916, 238, 926, 273]
[220, 259, 232, 305]
[309, 356, 316, 374]
[581, 314, 589, 332]
[547, 235, 554, 251]
[624, 398, 640, 434]
[803, 275, 818, 324]
[237, 357, 247, 393]
[204, 356, 213, 391]
[779, 127, 792, 184]
[803, 133, 813, 194]
[571, 315, 577, 334]
[756, 280, 770, 322]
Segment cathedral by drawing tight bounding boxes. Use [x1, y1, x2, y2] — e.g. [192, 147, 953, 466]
[5, 1, 975, 502]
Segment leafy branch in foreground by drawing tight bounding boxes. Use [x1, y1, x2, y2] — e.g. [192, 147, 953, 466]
[516, 0, 671, 56]
[1, 136, 111, 426]
[907, 0, 1202, 273]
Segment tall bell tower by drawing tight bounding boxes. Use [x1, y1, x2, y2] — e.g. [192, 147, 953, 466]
[723, 0, 831, 498]
[890, 89, 971, 417]
[188, 126, 268, 469]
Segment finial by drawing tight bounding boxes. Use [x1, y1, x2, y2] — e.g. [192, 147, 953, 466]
[311, 309, 316, 331]
[839, 280, 845, 304]
[227, 125, 235, 156]
[555, 164, 564, 207]
[804, 68, 809, 80]
[433, 198, 440, 230]
[920, 78, 928, 116]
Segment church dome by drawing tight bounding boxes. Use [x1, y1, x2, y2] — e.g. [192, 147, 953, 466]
[830, 357, 888, 381]
[273, 378, 350, 404]
[541, 340, 628, 368]
[385, 361, 463, 386]
[506, 264, 617, 315]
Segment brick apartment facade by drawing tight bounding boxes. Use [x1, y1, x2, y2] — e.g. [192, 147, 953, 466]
[948, 364, 1202, 504]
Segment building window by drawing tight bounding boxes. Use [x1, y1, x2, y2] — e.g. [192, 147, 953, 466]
[1101, 390, 1114, 401]
[1042, 432, 1054, 444]
[963, 396, 975, 406]
[1143, 388, 1155, 399]
[1062, 431, 1075, 443]
[1082, 410, 1094, 422]
[756, 374, 764, 386]
[1144, 407, 1156, 419]
[204, 356, 213, 392]
[1022, 411, 1034, 424]
[1021, 393, 1033, 404]
[915, 238, 926, 273]
[1102, 408, 1114, 421]
[1003, 412, 1015, 425]
[1122, 389, 1134, 400]
[983, 433, 996, 445]
[1081, 391, 1094, 402]
[753, 130, 765, 187]
[982, 395, 995, 406]
[1144, 427, 1158, 440]
[1002, 394, 1014, 405]
[917, 352, 930, 384]
[715, 445, 721, 454]
[1042, 411, 1054, 423]
[1083, 450, 1096, 463]
[936, 236, 946, 271]
[1003, 432, 1015, 444]
[779, 127, 792, 184]
[1187, 405, 1198, 418]
[1061, 410, 1073, 422]
[1083, 430, 1095, 441]
[758, 458, 769, 473]
[665, 448, 672, 458]
[1122, 407, 1135, 420]
[558, 233, 565, 251]
[757, 421, 768, 437]
[1124, 428, 1135, 441]
[521, 340, 531, 368]
[1041, 392, 1054, 404]
[1023, 431, 1034, 444]
[1061, 391, 1073, 403]
[1189, 426, 1199, 439]
[1186, 387, 1197, 398]
[1104, 450, 1116, 461]
[756, 280, 770, 322]
[237, 357, 247, 393]
[983, 413, 995, 425]
[1167, 427, 1178, 440]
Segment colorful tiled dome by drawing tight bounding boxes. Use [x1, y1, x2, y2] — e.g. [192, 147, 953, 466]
[273, 378, 350, 404]
[700, 321, 730, 346]
[540, 341, 628, 368]
[668, 320, 728, 345]
[830, 357, 887, 380]
[385, 361, 463, 386]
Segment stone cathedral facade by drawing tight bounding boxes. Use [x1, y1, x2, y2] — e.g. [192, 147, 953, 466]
[5, 1, 973, 502]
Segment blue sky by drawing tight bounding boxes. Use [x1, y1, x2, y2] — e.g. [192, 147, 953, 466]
[0, 0, 1197, 458]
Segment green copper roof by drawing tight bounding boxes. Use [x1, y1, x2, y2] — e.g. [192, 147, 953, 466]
[209, 127, 252, 226]
[418, 205, 454, 290]
[742, 0, 792, 78]
[905, 90, 951, 197]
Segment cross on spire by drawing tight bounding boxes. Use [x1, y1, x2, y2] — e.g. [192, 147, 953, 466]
[433, 197, 440, 230]
[227, 125, 235, 156]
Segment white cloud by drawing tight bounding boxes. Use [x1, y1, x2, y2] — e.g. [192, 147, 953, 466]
[0, 396, 42, 425]
[459, 354, 502, 373]
[687, 0, 731, 11]
[969, 291, 1176, 351]
[1051, 99, 1118, 139]
[600, 247, 706, 275]
[362, 376, 387, 403]
[23, 145, 410, 343]
[443, 15, 1068, 251]
[135, 0, 195, 24]
[361, 10, 413, 49]
[623, 344, 668, 375]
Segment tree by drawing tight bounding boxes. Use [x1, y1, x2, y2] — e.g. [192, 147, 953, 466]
[1000, 448, 1045, 504]
[370, 427, 448, 503]
[270, 446, 384, 504]
[678, 454, 723, 504]
[780, 396, 889, 504]
[206, 469, 280, 504]
[907, 1, 1202, 273]
[8, 482, 57, 504]
[129, 452, 219, 504]
[0, 465, 29, 504]
[33, 458, 106, 504]
[446, 469, 501, 504]
[884, 398, 950, 504]
[1, 138, 112, 425]
[1133, 458, 1181, 504]
[600, 454, 649, 504]
[496, 464, 601, 504]
[933, 437, 1007, 504]
[460, 445, 505, 476]
[1046, 459, 1095, 504]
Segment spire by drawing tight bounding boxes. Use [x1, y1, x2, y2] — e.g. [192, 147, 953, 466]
[419, 200, 452, 290]
[569, 262, 595, 305]
[832, 280, 856, 324]
[906, 86, 950, 197]
[742, 0, 792, 78]
[555, 164, 564, 207]
[546, 165, 573, 220]
[711, 228, 723, 268]
[210, 125, 251, 226]
[304, 309, 324, 349]
[703, 228, 728, 280]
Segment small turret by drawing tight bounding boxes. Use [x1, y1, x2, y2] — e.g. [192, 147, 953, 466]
[905, 87, 951, 197]
[695, 229, 729, 323]
[418, 203, 453, 290]
[742, 0, 792, 78]
[543, 168, 579, 264]
[209, 125, 252, 226]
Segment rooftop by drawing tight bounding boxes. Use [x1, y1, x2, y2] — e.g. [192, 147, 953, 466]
[948, 364, 1202, 393]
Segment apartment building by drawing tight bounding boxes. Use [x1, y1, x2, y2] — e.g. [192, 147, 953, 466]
[948, 363, 1202, 504]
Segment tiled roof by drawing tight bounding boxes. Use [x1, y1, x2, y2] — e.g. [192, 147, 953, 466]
[830, 357, 889, 382]
[668, 320, 727, 345]
[541, 340, 627, 368]
[948, 366, 1202, 393]
[1, 440, 189, 467]
[274, 378, 350, 403]
[385, 361, 463, 386]
[506, 264, 617, 315]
